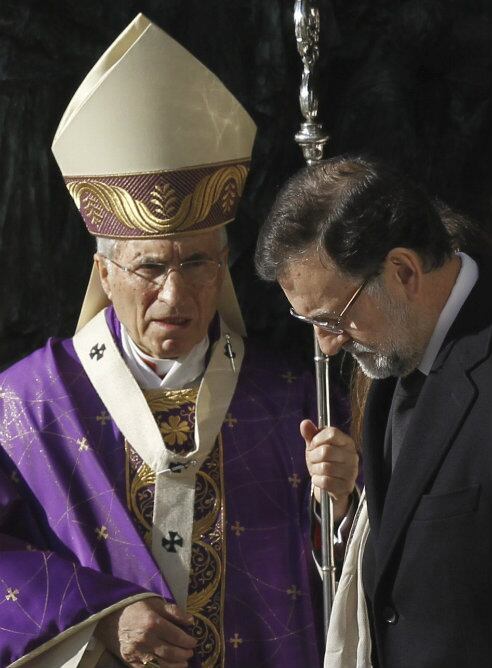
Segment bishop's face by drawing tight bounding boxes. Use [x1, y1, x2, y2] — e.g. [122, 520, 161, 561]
[96, 231, 227, 359]
[279, 249, 425, 379]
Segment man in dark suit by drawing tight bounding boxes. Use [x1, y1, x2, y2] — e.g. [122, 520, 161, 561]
[255, 155, 492, 667]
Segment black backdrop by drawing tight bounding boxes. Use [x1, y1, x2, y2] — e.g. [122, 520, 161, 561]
[1, 0, 492, 370]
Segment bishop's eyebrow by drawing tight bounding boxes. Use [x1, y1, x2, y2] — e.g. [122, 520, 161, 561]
[132, 251, 214, 265]
[133, 256, 169, 265]
[180, 251, 212, 261]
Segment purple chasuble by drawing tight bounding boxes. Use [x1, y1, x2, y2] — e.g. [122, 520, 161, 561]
[0, 307, 347, 667]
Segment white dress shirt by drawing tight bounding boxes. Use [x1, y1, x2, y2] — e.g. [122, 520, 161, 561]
[418, 252, 478, 375]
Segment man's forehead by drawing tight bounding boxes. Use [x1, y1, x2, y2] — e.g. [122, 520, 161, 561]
[279, 252, 353, 315]
[280, 250, 340, 287]
[115, 231, 223, 258]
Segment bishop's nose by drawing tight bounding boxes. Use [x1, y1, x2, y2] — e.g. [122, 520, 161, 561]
[156, 268, 189, 305]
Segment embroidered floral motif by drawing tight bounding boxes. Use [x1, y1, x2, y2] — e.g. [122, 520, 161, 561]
[160, 414, 190, 446]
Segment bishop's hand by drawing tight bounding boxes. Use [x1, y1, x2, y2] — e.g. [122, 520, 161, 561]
[95, 597, 197, 668]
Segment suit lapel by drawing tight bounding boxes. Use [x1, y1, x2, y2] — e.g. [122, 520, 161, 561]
[375, 354, 476, 580]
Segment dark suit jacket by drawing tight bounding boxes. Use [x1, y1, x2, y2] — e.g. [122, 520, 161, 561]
[362, 260, 492, 667]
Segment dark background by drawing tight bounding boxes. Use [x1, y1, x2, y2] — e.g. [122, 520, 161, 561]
[1, 0, 492, 370]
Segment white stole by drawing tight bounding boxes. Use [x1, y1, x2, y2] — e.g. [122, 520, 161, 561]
[73, 309, 244, 609]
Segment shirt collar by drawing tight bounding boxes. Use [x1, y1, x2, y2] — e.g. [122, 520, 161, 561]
[120, 325, 209, 390]
[418, 252, 478, 375]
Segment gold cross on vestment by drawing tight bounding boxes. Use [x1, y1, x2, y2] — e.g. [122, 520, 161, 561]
[281, 371, 297, 384]
[287, 585, 302, 600]
[96, 411, 110, 426]
[289, 473, 301, 488]
[6, 588, 19, 602]
[77, 437, 89, 451]
[95, 526, 109, 540]
[231, 521, 245, 536]
[229, 633, 243, 649]
[224, 413, 237, 428]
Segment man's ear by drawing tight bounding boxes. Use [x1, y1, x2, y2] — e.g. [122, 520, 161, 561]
[385, 247, 423, 300]
[93, 253, 112, 300]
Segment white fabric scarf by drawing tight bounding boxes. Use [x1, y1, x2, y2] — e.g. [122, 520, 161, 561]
[121, 324, 209, 390]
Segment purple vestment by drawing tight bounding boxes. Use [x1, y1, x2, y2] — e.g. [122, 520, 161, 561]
[0, 308, 347, 667]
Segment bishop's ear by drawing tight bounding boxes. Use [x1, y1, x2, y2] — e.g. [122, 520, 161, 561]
[93, 253, 112, 300]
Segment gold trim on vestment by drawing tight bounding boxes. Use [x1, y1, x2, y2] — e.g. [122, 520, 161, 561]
[219, 431, 226, 668]
[125, 388, 225, 666]
[144, 388, 199, 412]
[125, 441, 155, 546]
[187, 435, 224, 667]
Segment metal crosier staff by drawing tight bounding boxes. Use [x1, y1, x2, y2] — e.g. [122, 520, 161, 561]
[293, 0, 336, 639]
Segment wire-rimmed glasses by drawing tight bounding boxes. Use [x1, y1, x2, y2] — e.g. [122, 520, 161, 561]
[289, 276, 371, 335]
[101, 255, 223, 289]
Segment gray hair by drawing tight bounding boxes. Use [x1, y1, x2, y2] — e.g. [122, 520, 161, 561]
[96, 227, 228, 258]
[96, 237, 119, 259]
[217, 225, 228, 250]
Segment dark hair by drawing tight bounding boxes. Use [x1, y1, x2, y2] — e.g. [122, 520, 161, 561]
[255, 155, 453, 280]
[436, 201, 492, 258]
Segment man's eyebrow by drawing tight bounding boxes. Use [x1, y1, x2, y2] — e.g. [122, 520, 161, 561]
[305, 308, 338, 321]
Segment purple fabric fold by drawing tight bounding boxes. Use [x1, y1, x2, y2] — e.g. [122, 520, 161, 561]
[0, 308, 347, 666]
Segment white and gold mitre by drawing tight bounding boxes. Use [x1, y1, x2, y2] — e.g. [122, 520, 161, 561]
[51, 14, 256, 333]
[52, 13, 256, 238]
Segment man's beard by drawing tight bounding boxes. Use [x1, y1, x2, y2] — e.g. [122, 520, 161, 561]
[343, 291, 423, 379]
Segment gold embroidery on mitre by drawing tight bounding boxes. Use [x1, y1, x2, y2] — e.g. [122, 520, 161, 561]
[150, 182, 179, 219]
[67, 165, 248, 234]
[221, 179, 238, 214]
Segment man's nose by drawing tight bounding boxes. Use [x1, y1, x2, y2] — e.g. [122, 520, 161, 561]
[314, 326, 350, 356]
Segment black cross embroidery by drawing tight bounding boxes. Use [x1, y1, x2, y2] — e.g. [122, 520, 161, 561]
[162, 531, 184, 553]
[90, 343, 106, 361]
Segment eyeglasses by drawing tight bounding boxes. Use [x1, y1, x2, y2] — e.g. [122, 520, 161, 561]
[101, 255, 224, 289]
[289, 276, 371, 335]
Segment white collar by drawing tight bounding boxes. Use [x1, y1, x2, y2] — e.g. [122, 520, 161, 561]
[120, 325, 209, 390]
[418, 252, 478, 375]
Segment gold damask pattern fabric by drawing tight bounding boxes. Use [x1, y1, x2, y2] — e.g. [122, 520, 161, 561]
[125, 388, 225, 668]
[65, 160, 250, 238]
